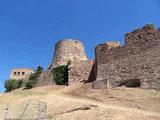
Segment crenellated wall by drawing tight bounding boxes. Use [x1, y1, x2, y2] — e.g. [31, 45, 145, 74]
[36, 24, 160, 89]
[95, 24, 160, 89]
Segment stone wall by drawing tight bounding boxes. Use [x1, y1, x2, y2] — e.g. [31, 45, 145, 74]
[37, 39, 88, 87]
[36, 24, 160, 89]
[95, 24, 160, 89]
[36, 69, 54, 87]
[92, 79, 107, 89]
[68, 60, 95, 85]
[52, 39, 88, 68]
[96, 25, 160, 64]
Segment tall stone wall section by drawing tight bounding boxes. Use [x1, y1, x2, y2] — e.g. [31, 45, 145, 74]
[68, 60, 95, 85]
[36, 69, 54, 87]
[95, 24, 160, 89]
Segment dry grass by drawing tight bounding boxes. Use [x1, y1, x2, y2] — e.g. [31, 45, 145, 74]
[0, 84, 160, 120]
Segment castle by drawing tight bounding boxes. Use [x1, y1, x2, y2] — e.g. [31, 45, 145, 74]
[11, 24, 160, 90]
[94, 24, 160, 89]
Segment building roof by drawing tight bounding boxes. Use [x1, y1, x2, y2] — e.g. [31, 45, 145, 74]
[11, 68, 34, 71]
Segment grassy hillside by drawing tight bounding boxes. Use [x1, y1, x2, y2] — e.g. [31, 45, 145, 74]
[0, 84, 160, 120]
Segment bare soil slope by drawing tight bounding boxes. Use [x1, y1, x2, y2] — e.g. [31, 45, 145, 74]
[0, 83, 160, 120]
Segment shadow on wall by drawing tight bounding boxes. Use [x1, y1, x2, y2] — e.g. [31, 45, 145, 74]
[118, 79, 141, 88]
[87, 62, 97, 83]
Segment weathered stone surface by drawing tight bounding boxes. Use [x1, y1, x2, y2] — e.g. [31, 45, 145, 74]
[92, 79, 107, 89]
[96, 41, 120, 51]
[36, 24, 160, 89]
[68, 60, 94, 85]
[95, 24, 160, 90]
[52, 39, 88, 68]
[36, 69, 54, 87]
[37, 39, 88, 86]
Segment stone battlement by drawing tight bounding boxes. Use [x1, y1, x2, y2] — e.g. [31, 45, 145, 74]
[125, 24, 160, 47]
[36, 24, 160, 90]
[96, 24, 160, 64]
[95, 24, 160, 89]
[96, 41, 120, 51]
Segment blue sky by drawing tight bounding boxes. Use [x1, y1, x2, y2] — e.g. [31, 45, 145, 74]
[0, 0, 160, 92]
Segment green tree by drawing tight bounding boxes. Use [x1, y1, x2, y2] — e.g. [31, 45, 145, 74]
[5, 79, 22, 92]
[36, 65, 43, 73]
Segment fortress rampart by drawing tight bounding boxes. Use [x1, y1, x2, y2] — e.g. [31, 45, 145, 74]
[68, 60, 95, 85]
[95, 24, 160, 89]
[36, 39, 88, 86]
[36, 24, 160, 90]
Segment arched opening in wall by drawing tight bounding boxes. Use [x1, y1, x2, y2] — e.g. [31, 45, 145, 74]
[118, 79, 141, 88]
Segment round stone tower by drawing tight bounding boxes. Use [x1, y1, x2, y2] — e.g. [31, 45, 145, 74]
[52, 39, 88, 68]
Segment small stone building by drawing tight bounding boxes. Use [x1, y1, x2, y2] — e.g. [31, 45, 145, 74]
[10, 68, 34, 80]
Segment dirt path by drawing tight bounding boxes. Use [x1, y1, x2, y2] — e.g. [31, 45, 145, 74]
[1, 86, 160, 120]
[48, 93, 160, 117]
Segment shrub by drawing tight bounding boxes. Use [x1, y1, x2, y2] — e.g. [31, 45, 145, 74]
[25, 79, 36, 89]
[18, 79, 23, 87]
[52, 65, 68, 85]
[25, 65, 43, 89]
[5, 79, 22, 92]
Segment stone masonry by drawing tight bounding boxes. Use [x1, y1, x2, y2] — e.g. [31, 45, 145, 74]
[52, 39, 88, 68]
[36, 39, 89, 86]
[94, 24, 160, 90]
[36, 24, 160, 89]
[68, 60, 94, 85]
[36, 69, 54, 87]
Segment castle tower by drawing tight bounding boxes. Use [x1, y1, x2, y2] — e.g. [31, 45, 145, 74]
[52, 39, 88, 68]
